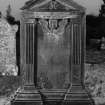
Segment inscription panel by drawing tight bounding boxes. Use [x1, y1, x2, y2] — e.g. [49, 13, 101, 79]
[37, 19, 71, 89]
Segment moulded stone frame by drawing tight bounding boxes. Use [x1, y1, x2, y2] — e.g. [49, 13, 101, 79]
[11, 0, 95, 105]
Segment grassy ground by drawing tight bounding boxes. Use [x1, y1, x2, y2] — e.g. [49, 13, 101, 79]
[0, 76, 21, 97]
[85, 49, 105, 105]
[0, 49, 105, 105]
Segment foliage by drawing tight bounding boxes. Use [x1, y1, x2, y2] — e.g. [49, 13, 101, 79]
[85, 68, 105, 97]
[85, 64, 105, 105]
[85, 50, 105, 105]
[86, 0, 105, 50]
[86, 14, 105, 50]
[5, 4, 21, 75]
[0, 76, 21, 97]
[99, 0, 105, 17]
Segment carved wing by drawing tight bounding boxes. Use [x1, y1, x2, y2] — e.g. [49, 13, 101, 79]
[39, 19, 51, 34]
[55, 19, 68, 36]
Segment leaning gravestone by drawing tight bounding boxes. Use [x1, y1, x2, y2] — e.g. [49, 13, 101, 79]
[0, 18, 18, 75]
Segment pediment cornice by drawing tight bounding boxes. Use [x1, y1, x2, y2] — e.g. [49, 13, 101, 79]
[21, 0, 85, 12]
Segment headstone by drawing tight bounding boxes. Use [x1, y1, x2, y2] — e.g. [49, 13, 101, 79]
[11, 0, 95, 105]
[101, 37, 105, 50]
[0, 18, 18, 75]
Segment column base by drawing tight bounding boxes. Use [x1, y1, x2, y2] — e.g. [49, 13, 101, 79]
[11, 85, 43, 105]
[62, 85, 95, 105]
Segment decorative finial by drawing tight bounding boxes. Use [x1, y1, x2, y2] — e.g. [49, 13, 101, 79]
[6, 4, 12, 17]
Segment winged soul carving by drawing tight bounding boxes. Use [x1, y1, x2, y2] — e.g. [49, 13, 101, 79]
[39, 19, 68, 43]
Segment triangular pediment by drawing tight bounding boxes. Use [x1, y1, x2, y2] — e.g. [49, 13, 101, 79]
[21, 0, 85, 12]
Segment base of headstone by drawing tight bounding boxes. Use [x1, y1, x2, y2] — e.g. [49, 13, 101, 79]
[62, 85, 95, 105]
[11, 85, 43, 105]
[40, 89, 65, 105]
[11, 85, 94, 105]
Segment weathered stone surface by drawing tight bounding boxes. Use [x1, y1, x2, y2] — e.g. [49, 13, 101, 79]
[12, 0, 94, 105]
[0, 18, 18, 75]
[37, 21, 71, 89]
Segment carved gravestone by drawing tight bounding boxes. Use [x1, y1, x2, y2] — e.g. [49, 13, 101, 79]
[11, 0, 95, 105]
[0, 18, 18, 75]
[101, 37, 105, 50]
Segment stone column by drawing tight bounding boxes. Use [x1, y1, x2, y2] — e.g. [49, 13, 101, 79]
[63, 15, 95, 105]
[25, 20, 35, 86]
[71, 18, 82, 86]
[11, 19, 43, 105]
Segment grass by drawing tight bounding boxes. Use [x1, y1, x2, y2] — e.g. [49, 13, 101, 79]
[85, 49, 105, 105]
[0, 76, 21, 97]
[0, 49, 105, 105]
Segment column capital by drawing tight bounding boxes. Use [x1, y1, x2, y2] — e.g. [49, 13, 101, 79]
[23, 18, 36, 24]
[71, 17, 82, 24]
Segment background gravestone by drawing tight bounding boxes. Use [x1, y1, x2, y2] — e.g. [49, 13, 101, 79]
[0, 18, 18, 75]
